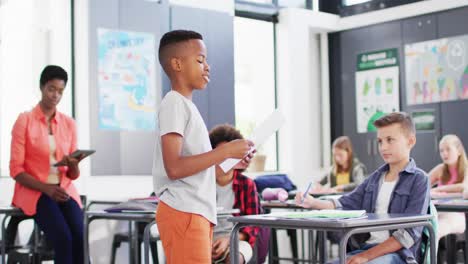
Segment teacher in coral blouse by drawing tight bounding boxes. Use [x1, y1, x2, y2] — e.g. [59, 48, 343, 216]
[10, 65, 84, 264]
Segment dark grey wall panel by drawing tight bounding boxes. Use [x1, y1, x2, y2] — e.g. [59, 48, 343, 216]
[438, 7, 468, 148]
[402, 14, 437, 44]
[329, 32, 343, 142]
[170, 6, 235, 130]
[339, 22, 402, 171]
[369, 21, 402, 48]
[401, 14, 437, 108]
[339, 27, 378, 171]
[436, 6, 468, 37]
[401, 14, 441, 172]
[89, 0, 121, 175]
[89, 0, 169, 175]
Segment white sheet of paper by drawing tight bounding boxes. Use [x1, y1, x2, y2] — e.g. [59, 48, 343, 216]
[219, 109, 286, 173]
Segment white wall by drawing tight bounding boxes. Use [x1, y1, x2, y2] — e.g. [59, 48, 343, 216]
[275, 9, 336, 189]
[0, 0, 73, 178]
[0, 0, 73, 201]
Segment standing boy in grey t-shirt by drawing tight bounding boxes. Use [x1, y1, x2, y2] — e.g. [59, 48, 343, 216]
[153, 30, 254, 263]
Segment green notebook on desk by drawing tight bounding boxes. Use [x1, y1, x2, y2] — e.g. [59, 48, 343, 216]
[268, 209, 367, 219]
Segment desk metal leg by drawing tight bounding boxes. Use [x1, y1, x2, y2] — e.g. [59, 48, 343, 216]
[83, 215, 90, 264]
[229, 223, 243, 264]
[465, 213, 468, 263]
[143, 221, 155, 264]
[2, 215, 9, 264]
[308, 230, 314, 262]
[128, 221, 139, 264]
[339, 222, 436, 264]
[317, 231, 326, 264]
[269, 228, 278, 264]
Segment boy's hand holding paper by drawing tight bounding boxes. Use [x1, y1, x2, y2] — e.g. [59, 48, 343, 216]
[219, 109, 286, 173]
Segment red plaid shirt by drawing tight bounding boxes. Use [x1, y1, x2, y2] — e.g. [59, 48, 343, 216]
[232, 170, 261, 248]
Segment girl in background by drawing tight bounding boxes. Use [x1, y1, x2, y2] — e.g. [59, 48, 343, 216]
[315, 136, 367, 193]
[429, 134, 468, 239]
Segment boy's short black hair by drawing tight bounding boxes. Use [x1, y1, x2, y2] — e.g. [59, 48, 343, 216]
[209, 124, 244, 149]
[158, 30, 203, 73]
[40, 65, 68, 87]
[373, 112, 416, 136]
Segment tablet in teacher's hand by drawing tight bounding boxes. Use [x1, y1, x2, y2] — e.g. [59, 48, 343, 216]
[53, 149, 95, 166]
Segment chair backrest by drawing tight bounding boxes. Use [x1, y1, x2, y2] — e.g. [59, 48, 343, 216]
[421, 202, 438, 263]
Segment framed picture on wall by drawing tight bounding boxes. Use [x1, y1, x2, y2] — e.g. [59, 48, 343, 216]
[404, 34, 468, 105]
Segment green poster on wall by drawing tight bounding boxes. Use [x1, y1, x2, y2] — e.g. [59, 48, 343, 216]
[412, 110, 435, 131]
[356, 48, 400, 133]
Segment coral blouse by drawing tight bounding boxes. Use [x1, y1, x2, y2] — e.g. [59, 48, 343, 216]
[9, 104, 82, 215]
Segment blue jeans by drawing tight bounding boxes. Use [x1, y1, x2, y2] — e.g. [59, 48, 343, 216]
[329, 244, 406, 264]
[34, 194, 84, 264]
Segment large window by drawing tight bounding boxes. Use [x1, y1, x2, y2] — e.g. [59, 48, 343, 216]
[234, 17, 277, 171]
[0, 0, 73, 176]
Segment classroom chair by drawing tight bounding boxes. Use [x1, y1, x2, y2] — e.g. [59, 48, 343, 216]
[6, 195, 87, 263]
[421, 202, 438, 264]
[110, 221, 160, 264]
[4, 217, 54, 264]
[438, 233, 466, 264]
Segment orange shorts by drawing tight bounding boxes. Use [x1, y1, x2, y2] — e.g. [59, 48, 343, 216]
[156, 201, 213, 264]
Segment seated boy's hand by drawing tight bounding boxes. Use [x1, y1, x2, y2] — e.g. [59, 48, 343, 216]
[346, 253, 369, 264]
[430, 189, 446, 196]
[310, 185, 333, 194]
[294, 192, 315, 208]
[212, 237, 230, 260]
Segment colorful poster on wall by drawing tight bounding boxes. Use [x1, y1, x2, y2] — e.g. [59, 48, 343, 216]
[356, 48, 400, 133]
[405, 34, 468, 105]
[97, 28, 157, 131]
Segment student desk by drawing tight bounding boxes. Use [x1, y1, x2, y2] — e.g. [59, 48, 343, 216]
[261, 200, 318, 263]
[433, 199, 468, 264]
[141, 208, 239, 264]
[228, 213, 435, 264]
[261, 197, 344, 263]
[0, 206, 25, 264]
[83, 211, 155, 264]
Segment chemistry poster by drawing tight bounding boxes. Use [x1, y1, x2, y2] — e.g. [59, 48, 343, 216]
[97, 28, 157, 131]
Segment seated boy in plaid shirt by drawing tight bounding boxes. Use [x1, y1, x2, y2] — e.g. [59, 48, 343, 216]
[209, 124, 261, 264]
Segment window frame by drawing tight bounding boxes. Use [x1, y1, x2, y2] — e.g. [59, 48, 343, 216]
[233, 6, 280, 171]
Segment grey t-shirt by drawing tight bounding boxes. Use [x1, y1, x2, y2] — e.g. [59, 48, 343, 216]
[214, 182, 235, 237]
[152, 91, 217, 225]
